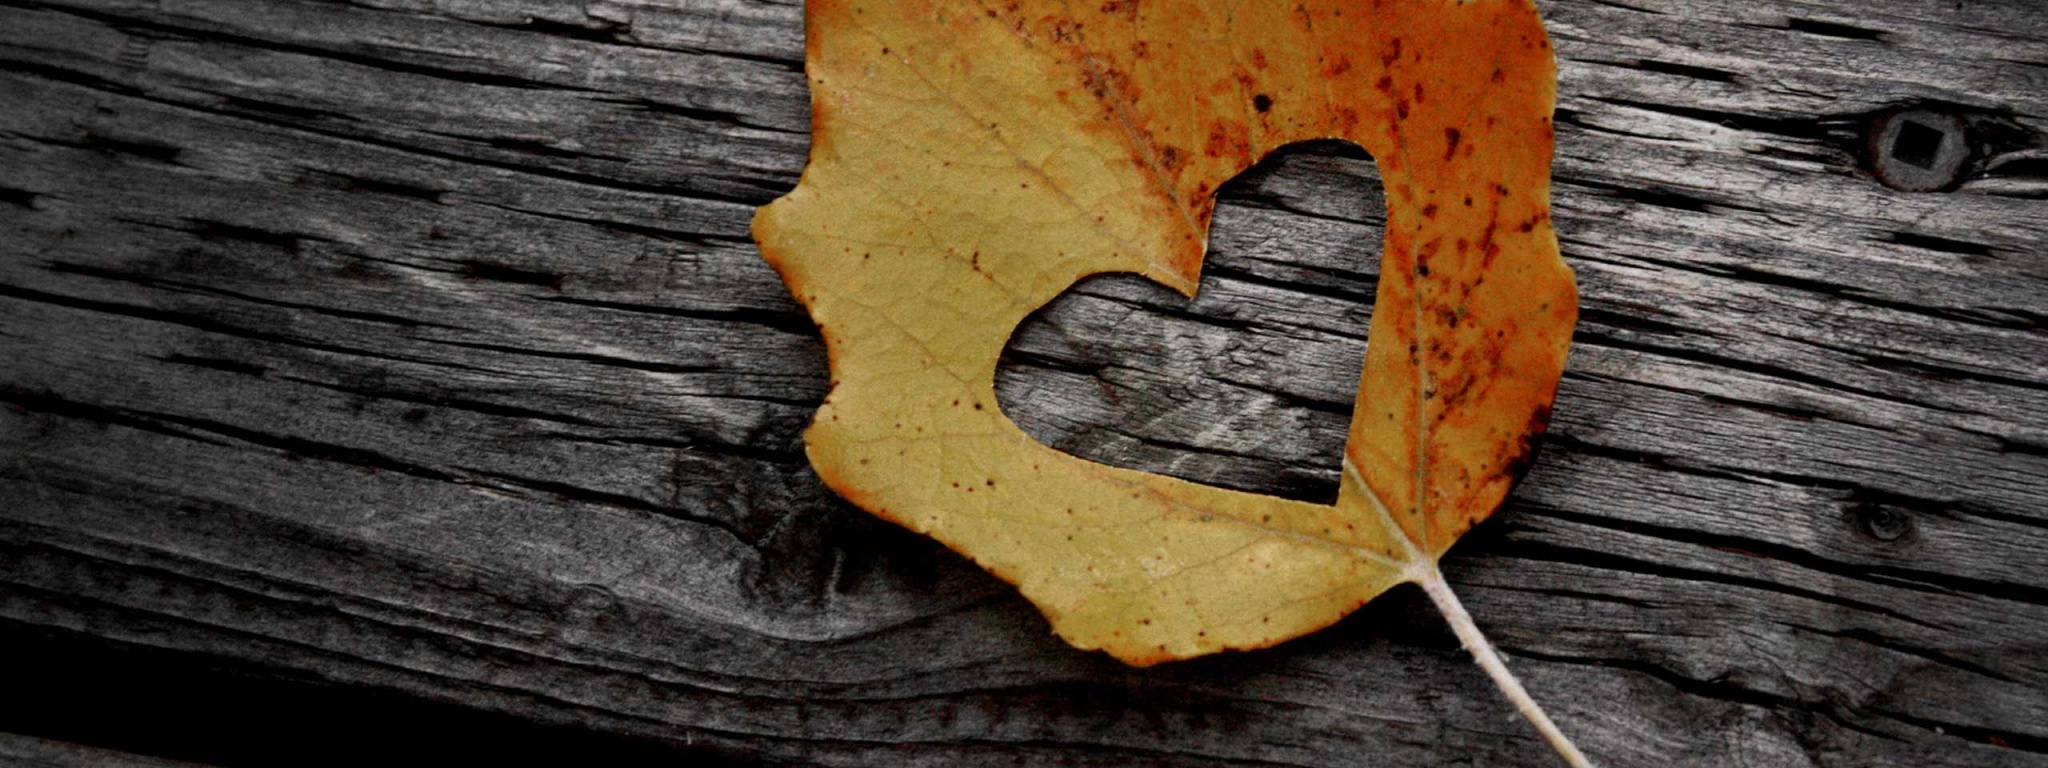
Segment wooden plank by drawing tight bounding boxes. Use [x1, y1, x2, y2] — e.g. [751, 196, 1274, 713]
[2, 0, 2044, 765]
[0, 733, 206, 768]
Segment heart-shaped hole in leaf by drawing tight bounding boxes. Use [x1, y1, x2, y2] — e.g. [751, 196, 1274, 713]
[997, 141, 1384, 505]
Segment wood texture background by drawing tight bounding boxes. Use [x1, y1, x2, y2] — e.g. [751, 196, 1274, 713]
[3, 0, 2046, 765]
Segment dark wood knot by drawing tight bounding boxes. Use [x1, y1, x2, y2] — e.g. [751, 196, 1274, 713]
[1867, 109, 1969, 192]
[1848, 503, 1914, 543]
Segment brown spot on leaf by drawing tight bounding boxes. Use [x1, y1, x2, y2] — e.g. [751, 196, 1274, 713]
[1204, 120, 1249, 159]
[1497, 403, 1555, 490]
[1335, 106, 1360, 132]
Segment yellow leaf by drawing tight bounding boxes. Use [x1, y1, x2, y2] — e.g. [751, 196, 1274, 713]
[757, 0, 1574, 692]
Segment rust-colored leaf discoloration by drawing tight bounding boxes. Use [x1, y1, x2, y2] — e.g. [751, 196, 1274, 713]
[755, 0, 1575, 666]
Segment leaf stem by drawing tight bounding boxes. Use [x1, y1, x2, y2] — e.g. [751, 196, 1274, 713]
[1417, 564, 1594, 768]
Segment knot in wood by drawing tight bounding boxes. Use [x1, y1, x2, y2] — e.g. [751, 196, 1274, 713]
[1867, 109, 1969, 192]
[1849, 503, 1914, 543]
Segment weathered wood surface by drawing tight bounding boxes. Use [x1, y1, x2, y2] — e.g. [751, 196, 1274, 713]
[0, 733, 206, 768]
[3, 0, 2046, 765]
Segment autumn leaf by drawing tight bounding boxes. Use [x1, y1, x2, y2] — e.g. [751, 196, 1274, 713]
[755, 0, 1584, 763]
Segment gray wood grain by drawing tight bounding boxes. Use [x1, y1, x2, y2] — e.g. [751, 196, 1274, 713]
[0, 733, 206, 768]
[2, 0, 2045, 765]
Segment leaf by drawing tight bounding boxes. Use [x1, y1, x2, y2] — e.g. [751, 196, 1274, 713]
[755, 0, 1583, 762]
